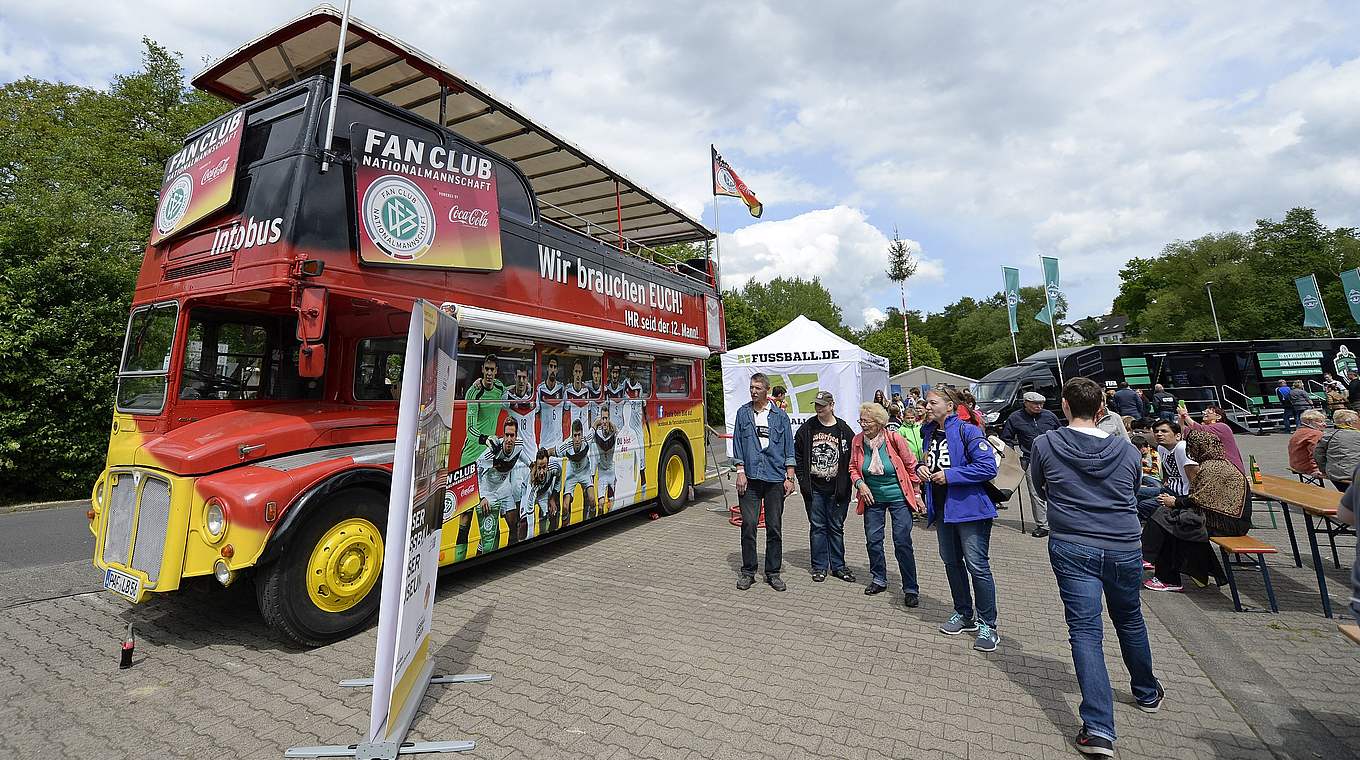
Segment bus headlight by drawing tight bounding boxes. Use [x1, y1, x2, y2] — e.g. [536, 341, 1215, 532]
[204, 498, 227, 543]
[213, 559, 236, 587]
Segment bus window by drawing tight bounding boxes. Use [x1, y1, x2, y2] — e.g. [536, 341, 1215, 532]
[655, 361, 691, 397]
[354, 337, 406, 400]
[178, 309, 319, 401]
[554, 351, 601, 435]
[495, 163, 533, 222]
[116, 302, 179, 413]
[455, 348, 532, 399]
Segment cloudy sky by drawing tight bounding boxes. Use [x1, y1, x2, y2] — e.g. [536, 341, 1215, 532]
[5, 1, 1360, 327]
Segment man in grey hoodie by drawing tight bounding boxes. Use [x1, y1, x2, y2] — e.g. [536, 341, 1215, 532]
[1030, 377, 1163, 757]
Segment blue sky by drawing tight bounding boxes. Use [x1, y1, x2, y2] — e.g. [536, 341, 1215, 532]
[6, 1, 1360, 327]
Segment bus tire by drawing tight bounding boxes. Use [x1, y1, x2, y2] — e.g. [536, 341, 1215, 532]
[657, 438, 692, 515]
[256, 488, 386, 647]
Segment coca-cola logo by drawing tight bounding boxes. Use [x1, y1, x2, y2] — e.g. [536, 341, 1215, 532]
[447, 205, 490, 228]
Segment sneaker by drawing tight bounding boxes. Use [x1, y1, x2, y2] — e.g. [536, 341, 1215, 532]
[973, 622, 999, 652]
[1031, 527, 1050, 538]
[830, 567, 857, 583]
[864, 582, 887, 596]
[1141, 560, 1154, 571]
[736, 575, 754, 591]
[939, 613, 978, 635]
[903, 593, 920, 608]
[811, 571, 826, 583]
[1143, 578, 1183, 592]
[766, 574, 787, 592]
[1074, 728, 1114, 756]
[1136, 683, 1166, 714]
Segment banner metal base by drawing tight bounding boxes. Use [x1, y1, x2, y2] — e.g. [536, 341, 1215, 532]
[285, 666, 491, 760]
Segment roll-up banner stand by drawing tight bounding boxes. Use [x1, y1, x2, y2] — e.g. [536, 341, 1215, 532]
[288, 300, 492, 760]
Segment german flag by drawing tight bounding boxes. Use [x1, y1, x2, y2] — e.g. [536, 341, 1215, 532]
[711, 146, 762, 218]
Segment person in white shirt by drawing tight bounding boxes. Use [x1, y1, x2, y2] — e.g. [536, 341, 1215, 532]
[565, 360, 592, 444]
[556, 419, 596, 524]
[537, 356, 566, 451]
[521, 448, 563, 537]
[504, 367, 537, 458]
[475, 417, 533, 553]
[592, 416, 619, 514]
[1152, 419, 1198, 496]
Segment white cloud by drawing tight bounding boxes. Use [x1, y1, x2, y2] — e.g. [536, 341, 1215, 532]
[861, 307, 887, 328]
[9, 1, 1360, 323]
[718, 206, 944, 327]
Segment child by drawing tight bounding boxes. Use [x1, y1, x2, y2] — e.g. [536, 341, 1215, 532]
[1130, 433, 1163, 521]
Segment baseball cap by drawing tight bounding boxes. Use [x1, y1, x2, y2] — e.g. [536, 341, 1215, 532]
[1023, 391, 1046, 403]
[813, 391, 834, 406]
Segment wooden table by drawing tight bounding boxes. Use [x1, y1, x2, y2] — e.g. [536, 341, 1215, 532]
[1250, 474, 1353, 618]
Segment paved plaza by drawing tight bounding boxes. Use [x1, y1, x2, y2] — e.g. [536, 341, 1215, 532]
[1, 433, 1357, 759]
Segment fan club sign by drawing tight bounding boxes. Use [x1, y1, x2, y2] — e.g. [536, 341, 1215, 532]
[352, 123, 504, 271]
[150, 111, 245, 245]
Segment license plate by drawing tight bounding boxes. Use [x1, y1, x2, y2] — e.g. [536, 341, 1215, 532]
[104, 568, 142, 601]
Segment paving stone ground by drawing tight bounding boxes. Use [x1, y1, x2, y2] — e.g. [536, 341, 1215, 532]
[1, 433, 1356, 759]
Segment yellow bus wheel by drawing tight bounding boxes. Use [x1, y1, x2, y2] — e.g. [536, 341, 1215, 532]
[657, 439, 691, 515]
[256, 489, 386, 647]
[305, 517, 383, 613]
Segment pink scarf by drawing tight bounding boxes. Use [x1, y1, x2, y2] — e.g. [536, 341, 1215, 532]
[864, 431, 888, 475]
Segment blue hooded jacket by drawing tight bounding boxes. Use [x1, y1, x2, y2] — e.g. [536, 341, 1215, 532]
[920, 415, 998, 524]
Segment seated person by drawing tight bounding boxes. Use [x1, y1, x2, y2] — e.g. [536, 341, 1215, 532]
[1130, 434, 1163, 521]
[1288, 409, 1326, 481]
[1315, 409, 1360, 490]
[1142, 430, 1251, 592]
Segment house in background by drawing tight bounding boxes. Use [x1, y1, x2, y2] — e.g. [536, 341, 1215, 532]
[1095, 315, 1129, 344]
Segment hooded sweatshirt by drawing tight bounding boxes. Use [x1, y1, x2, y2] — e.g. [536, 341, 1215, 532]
[1029, 425, 1142, 551]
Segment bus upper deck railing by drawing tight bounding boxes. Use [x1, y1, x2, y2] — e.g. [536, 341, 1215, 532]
[539, 200, 713, 287]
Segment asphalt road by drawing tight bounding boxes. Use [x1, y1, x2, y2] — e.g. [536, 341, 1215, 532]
[0, 500, 102, 609]
[0, 500, 94, 571]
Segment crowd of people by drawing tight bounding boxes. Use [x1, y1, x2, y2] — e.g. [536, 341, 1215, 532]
[726, 369, 1360, 756]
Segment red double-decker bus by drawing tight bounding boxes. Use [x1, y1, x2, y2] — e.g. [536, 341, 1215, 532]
[90, 7, 725, 646]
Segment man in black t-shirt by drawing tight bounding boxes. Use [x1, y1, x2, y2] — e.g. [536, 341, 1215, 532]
[794, 391, 857, 583]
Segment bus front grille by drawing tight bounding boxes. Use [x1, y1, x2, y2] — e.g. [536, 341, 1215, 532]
[102, 471, 172, 585]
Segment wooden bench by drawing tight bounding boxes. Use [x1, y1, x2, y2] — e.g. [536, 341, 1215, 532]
[1340, 623, 1360, 646]
[1211, 536, 1279, 613]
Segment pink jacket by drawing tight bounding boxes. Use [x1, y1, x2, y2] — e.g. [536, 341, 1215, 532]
[850, 429, 922, 515]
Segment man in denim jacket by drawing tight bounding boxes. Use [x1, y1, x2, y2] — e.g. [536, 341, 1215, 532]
[732, 372, 796, 591]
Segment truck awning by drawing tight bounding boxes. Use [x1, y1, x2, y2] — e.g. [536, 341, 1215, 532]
[192, 4, 712, 247]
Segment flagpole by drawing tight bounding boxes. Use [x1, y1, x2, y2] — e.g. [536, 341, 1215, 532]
[319, 0, 353, 173]
[1042, 254, 1064, 384]
[1315, 273, 1335, 338]
[711, 145, 722, 290]
[1010, 329, 1020, 364]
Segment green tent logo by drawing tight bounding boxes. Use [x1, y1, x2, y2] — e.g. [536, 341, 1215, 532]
[766, 372, 821, 413]
[363, 175, 436, 260]
[155, 174, 194, 234]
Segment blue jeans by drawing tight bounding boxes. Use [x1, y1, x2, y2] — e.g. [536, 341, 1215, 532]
[936, 519, 997, 626]
[1048, 539, 1161, 742]
[863, 499, 918, 593]
[1280, 407, 1297, 433]
[805, 489, 849, 573]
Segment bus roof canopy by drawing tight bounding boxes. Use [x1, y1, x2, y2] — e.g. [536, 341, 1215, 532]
[193, 4, 713, 248]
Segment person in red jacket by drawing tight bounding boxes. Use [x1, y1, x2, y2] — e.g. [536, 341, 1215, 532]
[850, 401, 924, 606]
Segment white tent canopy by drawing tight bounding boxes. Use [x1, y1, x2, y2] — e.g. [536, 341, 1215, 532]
[720, 316, 890, 445]
[890, 365, 976, 394]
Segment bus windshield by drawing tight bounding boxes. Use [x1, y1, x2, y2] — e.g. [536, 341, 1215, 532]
[178, 308, 322, 401]
[972, 381, 1017, 405]
[116, 302, 179, 413]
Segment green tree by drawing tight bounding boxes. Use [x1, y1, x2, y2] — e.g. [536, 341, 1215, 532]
[856, 309, 941, 374]
[884, 228, 918, 369]
[735, 276, 847, 340]
[916, 286, 1067, 379]
[0, 40, 228, 501]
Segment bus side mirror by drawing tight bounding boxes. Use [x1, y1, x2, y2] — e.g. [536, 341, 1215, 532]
[299, 344, 326, 378]
[297, 287, 327, 343]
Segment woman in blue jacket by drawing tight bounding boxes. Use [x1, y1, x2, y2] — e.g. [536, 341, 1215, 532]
[916, 387, 1002, 652]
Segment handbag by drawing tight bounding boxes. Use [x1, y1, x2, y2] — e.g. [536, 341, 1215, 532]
[987, 441, 1025, 503]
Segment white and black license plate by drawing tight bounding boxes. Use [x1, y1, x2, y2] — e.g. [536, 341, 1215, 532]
[104, 568, 142, 601]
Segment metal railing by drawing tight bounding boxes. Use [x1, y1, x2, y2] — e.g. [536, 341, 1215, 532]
[538, 200, 713, 286]
[1220, 385, 1255, 416]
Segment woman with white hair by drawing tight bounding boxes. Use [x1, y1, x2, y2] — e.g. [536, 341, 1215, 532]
[850, 401, 924, 606]
[1316, 409, 1360, 490]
